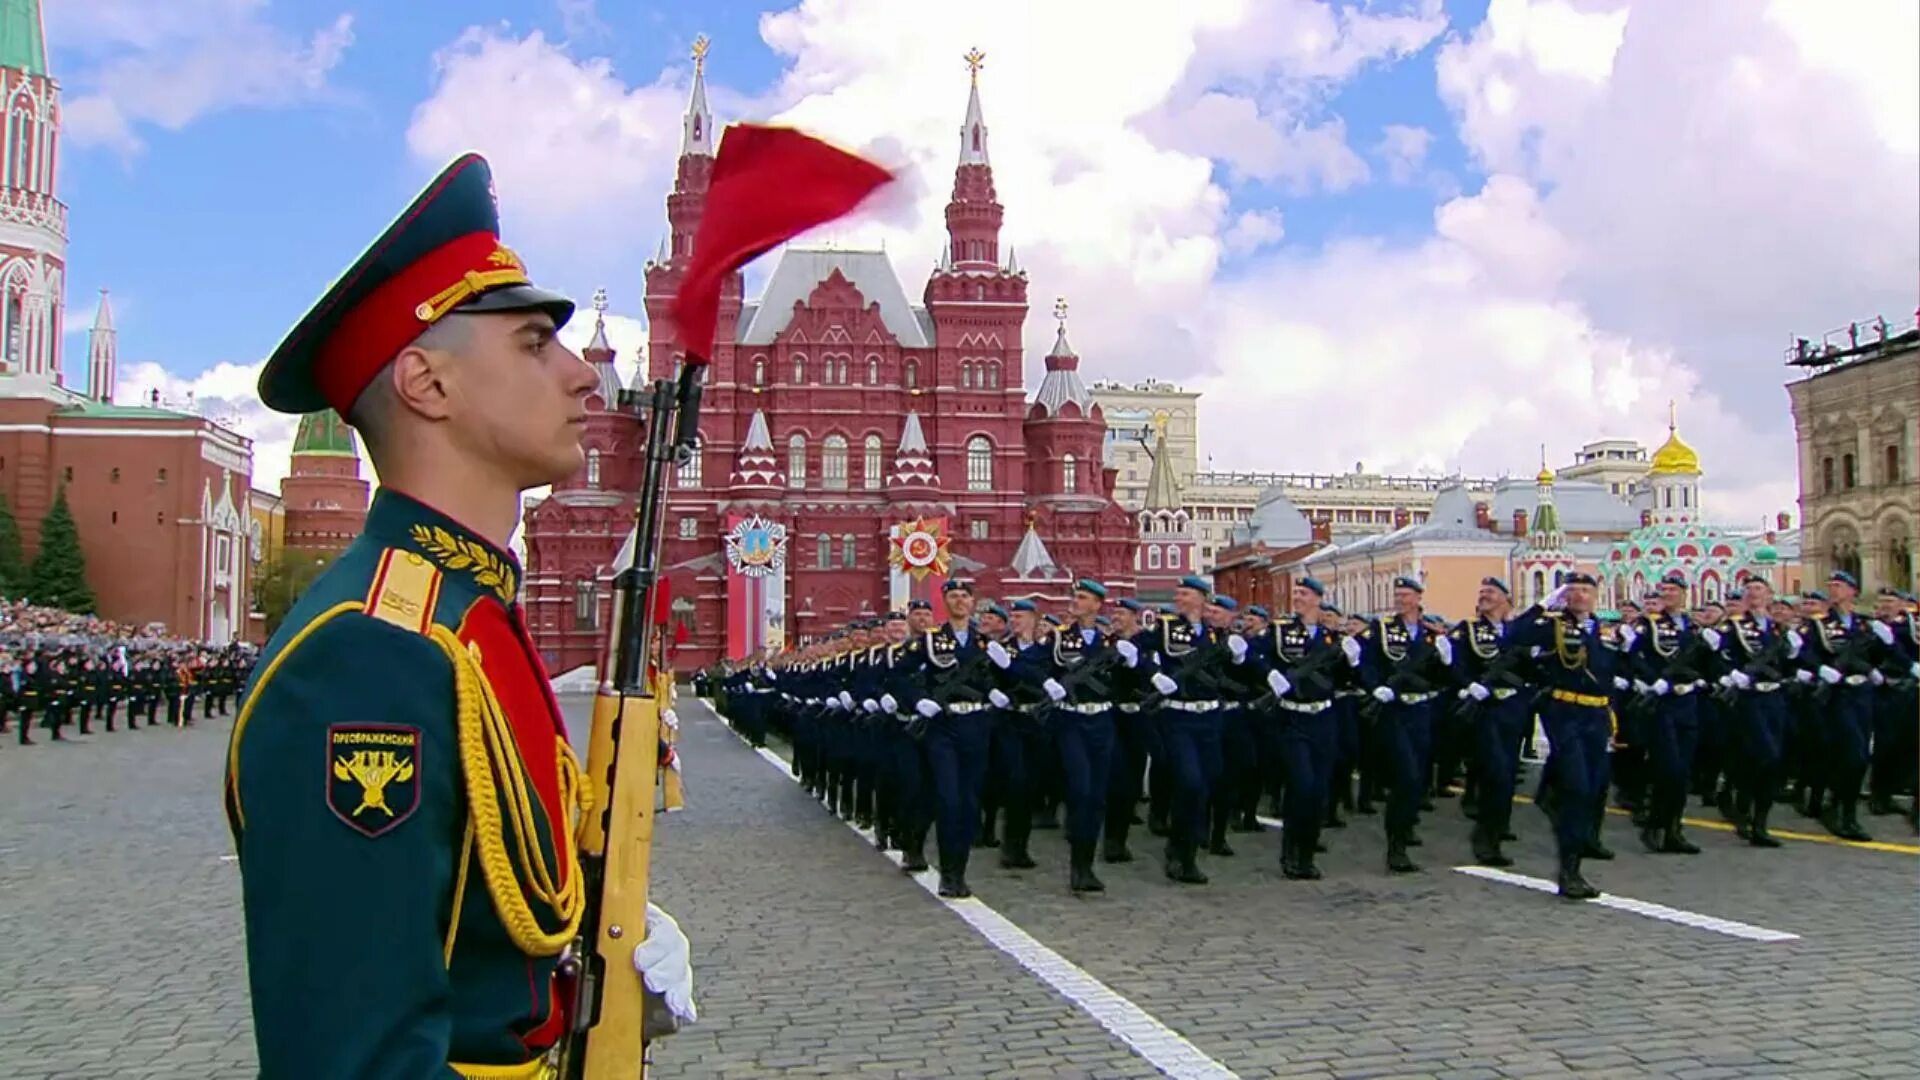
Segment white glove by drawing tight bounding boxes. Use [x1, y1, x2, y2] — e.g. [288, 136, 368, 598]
[986, 640, 1012, 669]
[1544, 584, 1571, 610]
[1632, 679, 1650, 694]
[915, 698, 941, 718]
[1795, 669, 1814, 684]
[1717, 674, 1733, 689]
[862, 698, 879, 714]
[1785, 630, 1803, 657]
[1116, 639, 1140, 667]
[880, 693, 898, 714]
[1341, 637, 1362, 667]
[1818, 665, 1842, 685]
[1228, 634, 1248, 662]
[1372, 686, 1395, 704]
[824, 697, 843, 711]
[1613, 676, 1630, 690]
[838, 691, 853, 710]
[1435, 636, 1453, 666]
[988, 688, 1011, 709]
[1652, 678, 1670, 696]
[632, 902, 696, 1024]
[1151, 672, 1178, 695]
[1869, 670, 1884, 686]
[1871, 620, 1895, 646]
[1043, 678, 1067, 702]
[764, 670, 777, 682]
[1266, 670, 1290, 698]
[1702, 627, 1722, 651]
[1616, 625, 1638, 652]
[1911, 661, 1919, 679]
[662, 708, 680, 732]
[1468, 682, 1491, 702]
[1731, 670, 1752, 690]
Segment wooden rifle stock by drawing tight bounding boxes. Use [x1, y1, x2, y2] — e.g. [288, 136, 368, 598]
[559, 364, 704, 1080]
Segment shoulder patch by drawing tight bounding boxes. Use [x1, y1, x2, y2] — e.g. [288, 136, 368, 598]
[327, 723, 422, 838]
[364, 548, 444, 634]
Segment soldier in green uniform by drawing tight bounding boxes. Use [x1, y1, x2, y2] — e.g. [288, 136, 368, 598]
[225, 153, 695, 1080]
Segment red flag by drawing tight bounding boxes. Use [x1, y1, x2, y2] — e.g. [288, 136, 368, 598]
[672, 124, 895, 362]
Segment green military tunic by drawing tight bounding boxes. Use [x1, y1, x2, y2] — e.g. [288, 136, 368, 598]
[225, 488, 582, 1079]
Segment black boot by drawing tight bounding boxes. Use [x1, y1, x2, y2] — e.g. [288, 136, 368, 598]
[999, 840, 1037, 870]
[1147, 810, 1170, 837]
[1279, 832, 1300, 878]
[1837, 800, 1872, 842]
[1291, 830, 1323, 880]
[1164, 842, 1208, 884]
[1663, 821, 1700, 854]
[1640, 821, 1668, 854]
[1386, 830, 1418, 873]
[937, 862, 971, 899]
[1557, 852, 1599, 900]
[1470, 823, 1512, 868]
[1749, 804, 1782, 848]
[1102, 835, 1133, 863]
[1069, 841, 1105, 893]
[901, 837, 930, 873]
[1583, 815, 1615, 860]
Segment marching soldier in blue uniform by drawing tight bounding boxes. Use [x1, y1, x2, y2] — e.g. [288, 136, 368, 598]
[225, 153, 693, 1078]
[1355, 577, 1454, 874]
[1450, 577, 1528, 868]
[1867, 588, 1918, 819]
[911, 580, 994, 897]
[1027, 580, 1119, 893]
[1716, 576, 1792, 847]
[1623, 572, 1709, 854]
[1149, 576, 1226, 884]
[1508, 573, 1626, 899]
[1796, 570, 1882, 841]
[1103, 599, 1156, 864]
[1256, 577, 1352, 879]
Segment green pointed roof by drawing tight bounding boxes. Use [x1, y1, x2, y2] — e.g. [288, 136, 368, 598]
[291, 410, 360, 457]
[0, 0, 45, 77]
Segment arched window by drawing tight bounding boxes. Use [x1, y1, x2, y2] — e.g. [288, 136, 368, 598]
[822, 434, 849, 490]
[905, 359, 918, 388]
[1680, 487, 1689, 508]
[815, 533, 831, 568]
[1062, 453, 1078, 493]
[792, 353, 807, 383]
[1842, 453, 1856, 489]
[966, 436, 993, 492]
[1822, 456, 1835, 494]
[987, 362, 1000, 389]
[961, 362, 974, 389]
[676, 438, 703, 488]
[1148, 545, 1162, 569]
[1888, 444, 1902, 485]
[863, 435, 883, 490]
[1663, 487, 1672, 509]
[1531, 569, 1545, 600]
[841, 534, 857, 568]
[788, 434, 807, 488]
[867, 355, 880, 384]
[753, 357, 766, 387]
[573, 580, 598, 630]
[1888, 527, 1914, 593]
[586, 449, 602, 489]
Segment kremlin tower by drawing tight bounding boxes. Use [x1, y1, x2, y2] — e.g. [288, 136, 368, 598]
[280, 411, 368, 554]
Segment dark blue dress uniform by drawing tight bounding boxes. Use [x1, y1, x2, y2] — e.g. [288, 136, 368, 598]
[988, 605, 1049, 870]
[1149, 578, 1227, 885]
[1253, 610, 1350, 878]
[1716, 608, 1792, 846]
[1509, 584, 1629, 898]
[1102, 600, 1157, 864]
[1356, 595, 1454, 873]
[911, 592, 995, 898]
[1450, 595, 1529, 868]
[225, 154, 589, 1079]
[1798, 597, 1882, 842]
[1028, 594, 1118, 893]
[1623, 599, 1709, 854]
[1868, 597, 1918, 817]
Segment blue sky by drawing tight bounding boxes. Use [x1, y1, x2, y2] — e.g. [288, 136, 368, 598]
[42, 1, 1919, 522]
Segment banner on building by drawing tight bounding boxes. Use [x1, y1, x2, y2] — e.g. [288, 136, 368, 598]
[888, 516, 952, 622]
[725, 514, 788, 660]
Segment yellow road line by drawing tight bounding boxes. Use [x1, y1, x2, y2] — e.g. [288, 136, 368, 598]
[1507, 793, 1920, 855]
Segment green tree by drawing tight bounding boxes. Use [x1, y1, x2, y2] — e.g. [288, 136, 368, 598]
[27, 487, 96, 613]
[0, 492, 24, 598]
[253, 550, 334, 638]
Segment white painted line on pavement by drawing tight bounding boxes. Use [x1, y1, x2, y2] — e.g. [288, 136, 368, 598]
[1453, 865, 1800, 942]
[740, 736, 1241, 1080]
[218, 854, 238, 862]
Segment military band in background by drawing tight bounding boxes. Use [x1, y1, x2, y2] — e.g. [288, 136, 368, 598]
[706, 570, 1920, 900]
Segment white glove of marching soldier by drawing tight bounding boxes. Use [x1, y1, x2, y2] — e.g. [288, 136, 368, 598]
[1785, 629, 1803, 657]
[1116, 639, 1140, 667]
[632, 902, 696, 1024]
[1341, 636, 1362, 667]
[1228, 634, 1248, 663]
[1651, 679, 1670, 696]
[1151, 672, 1178, 696]
[1701, 627, 1723, 651]
[1544, 583, 1571, 610]
[1043, 678, 1068, 702]
[1467, 682, 1491, 702]
[1818, 665, 1842, 685]
[1371, 686, 1394, 704]
[838, 691, 853, 710]
[1434, 635, 1453, 667]
[986, 640, 1012, 670]
[988, 688, 1011, 709]
[862, 698, 879, 714]
[915, 698, 941, 718]
[1266, 670, 1290, 698]
[1871, 620, 1894, 646]
[880, 693, 897, 714]
[1615, 624, 1637, 652]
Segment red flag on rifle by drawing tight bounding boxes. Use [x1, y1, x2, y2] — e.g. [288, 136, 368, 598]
[672, 124, 895, 362]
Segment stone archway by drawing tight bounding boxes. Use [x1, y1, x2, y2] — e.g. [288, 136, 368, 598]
[1882, 515, 1914, 594]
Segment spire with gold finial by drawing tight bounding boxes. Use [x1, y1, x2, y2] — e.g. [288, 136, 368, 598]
[1535, 443, 1554, 486]
[959, 46, 989, 165]
[681, 33, 714, 157]
[1648, 400, 1701, 476]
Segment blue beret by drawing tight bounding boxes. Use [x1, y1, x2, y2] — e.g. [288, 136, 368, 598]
[1660, 571, 1688, 587]
[1211, 595, 1240, 612]
[1566, 572, 1599, 587]
[1247, 605, 1270, 619]
[1323, 603, 1342, 616]
[1828, 570, 1859, 590]
[1177, 575, 1211, 594]
[1393, 576, 1424, 593]
[1298, 577, 1326, 597]
[1156, 604, 1176, 615]
[1118, 598, 1146, 613]
[1043, 614, 1065, 626]
[1074, 578, 1107, 599]
[1010, 598, 1037, 613]
[1095, 614, 1111, 627]
[943, 578, 974, 594]
[1480, 576, 1509, 595]
[1806, 588, 1829, 601]
[982, 602, 1009, 620]
[885, 610, 906, 621]
[907, 599, 932, 611]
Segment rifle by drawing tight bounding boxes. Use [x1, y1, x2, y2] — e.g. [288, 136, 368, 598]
[1243, 637, 1350, 712]
[559, 365, 703, 1079]
[1034, 638, 1123, 723]
[1136, 633, 1230, 713]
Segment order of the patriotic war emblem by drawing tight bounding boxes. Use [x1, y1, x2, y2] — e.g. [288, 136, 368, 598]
[725, 515, 788, 577]
[327, 724, 422, 838]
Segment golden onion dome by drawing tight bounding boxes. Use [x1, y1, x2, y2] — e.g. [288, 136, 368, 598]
[1648, 403, 1701, 476]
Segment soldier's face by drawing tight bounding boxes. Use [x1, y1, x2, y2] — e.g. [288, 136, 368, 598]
[1292, 586, 1321, 617]
[1874, 595, 1900, 619]
[1011, 611, 1036, 638]
[979, 613, 1007, 637]
[1114, 610, 1138, 636]
[1070, 591, 1100, 619]
[1658, 583, 1685, 611]
[945, 591, 974, 619]
[909, 610, 933, 632]
[445, 311, 599, 491]
[885, 620, 908, 644]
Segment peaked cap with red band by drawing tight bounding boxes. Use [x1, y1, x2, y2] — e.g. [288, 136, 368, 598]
[257, 153, 576, 416]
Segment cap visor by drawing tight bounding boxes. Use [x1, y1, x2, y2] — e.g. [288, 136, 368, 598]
[457, 284, 576, 328]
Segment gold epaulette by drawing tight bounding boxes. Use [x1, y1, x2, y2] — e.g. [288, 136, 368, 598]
[364, 548, 446, 635]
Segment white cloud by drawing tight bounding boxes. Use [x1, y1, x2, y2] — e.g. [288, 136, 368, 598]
[390, 0, 1912, 533]
[1375, 123, 1433, 183]
[49, 0, 355, 155]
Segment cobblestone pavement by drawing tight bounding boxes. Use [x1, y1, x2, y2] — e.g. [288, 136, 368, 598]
[2, 699, 1916, 1079]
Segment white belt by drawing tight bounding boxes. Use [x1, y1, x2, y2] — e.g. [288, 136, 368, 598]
[1061, 702, 1111, 714]
[1167, 700, 1219, 712]
[1672, 681, 1703, 696]
[1397, 691, 1438, 705]
[1491, 687, 1520, 700]
[1117, 703, 1141, 713]
[1844, 674, 1869, 687]
[1279, 698, 1334, 715]
[1752, 681, 1781, 694]
[948, 702, 988, 715]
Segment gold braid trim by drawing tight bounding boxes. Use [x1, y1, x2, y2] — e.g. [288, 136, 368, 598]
[429, 625, 585, 957]
[1552, 614, 1588, 671]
